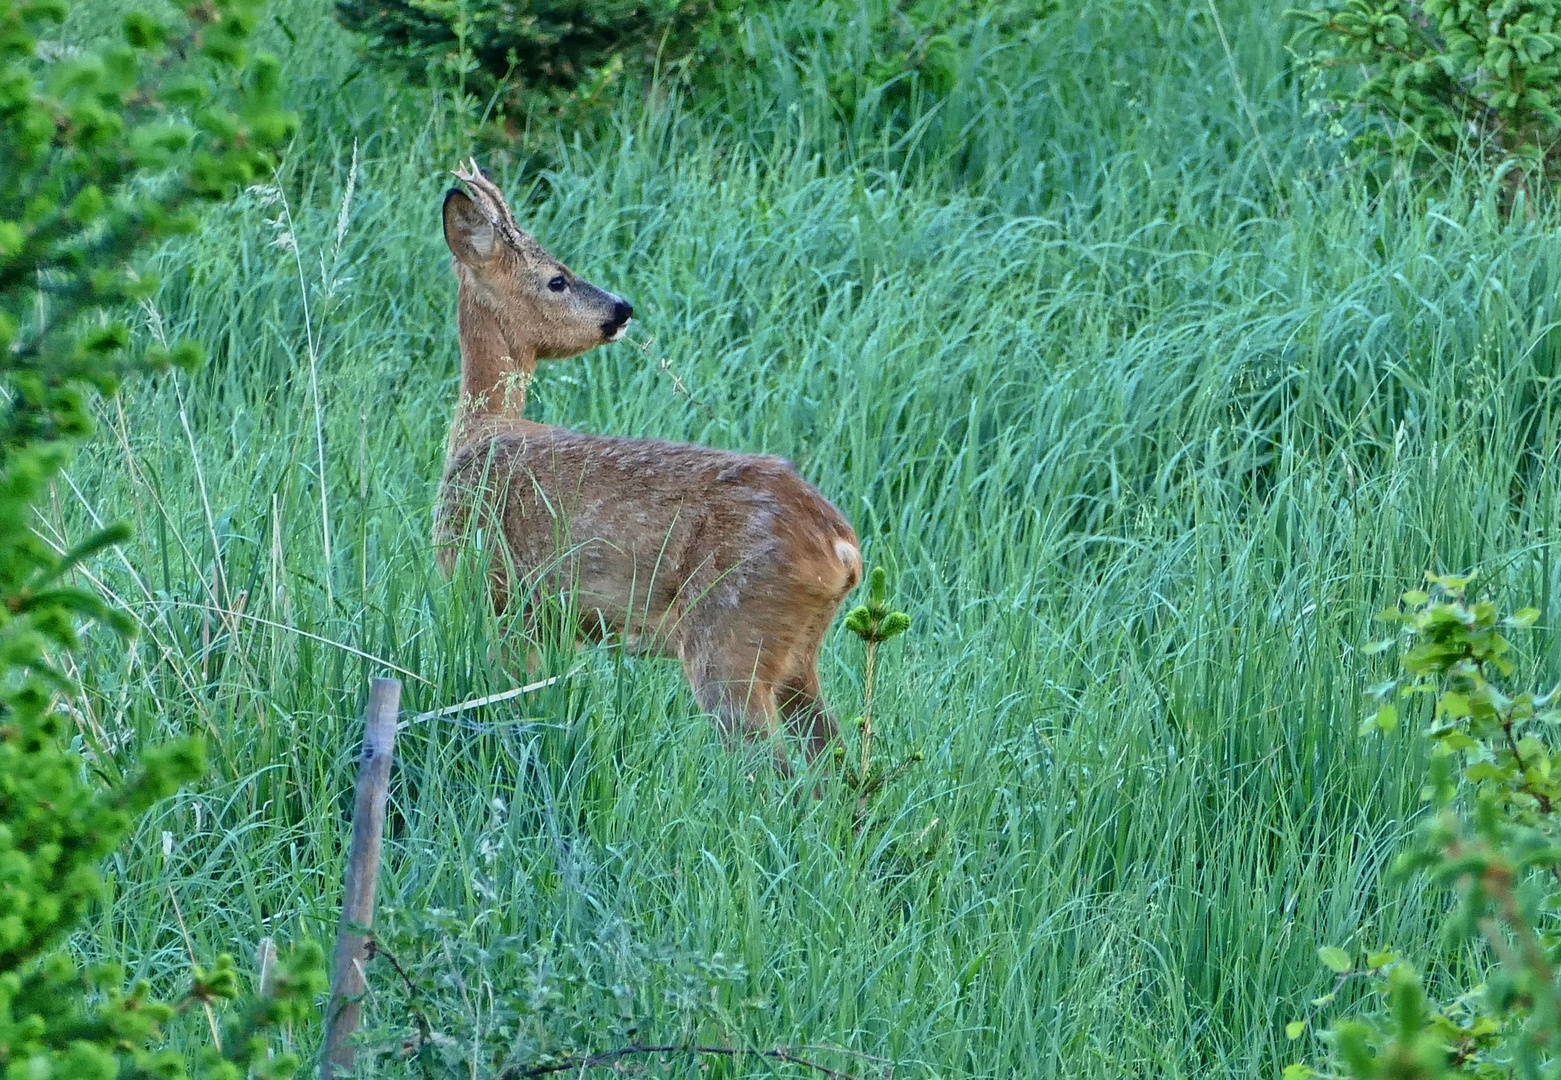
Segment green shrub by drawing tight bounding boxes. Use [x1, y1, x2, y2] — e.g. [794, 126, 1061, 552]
[1291, 1, 1561, 197]
[330, 0, 736, 130]
[1290, 573, 1561, 1078]
[0, 0, 322, 1073]
[331, 0, 1054, 156]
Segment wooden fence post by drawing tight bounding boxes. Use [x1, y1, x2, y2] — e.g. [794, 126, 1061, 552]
[322, 676, 401, 1080]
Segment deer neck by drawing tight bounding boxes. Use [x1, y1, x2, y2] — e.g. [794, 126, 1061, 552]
[448, 289, 539, 454]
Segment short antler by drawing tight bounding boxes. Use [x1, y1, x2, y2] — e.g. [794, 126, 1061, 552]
[450, 158, 544, 260]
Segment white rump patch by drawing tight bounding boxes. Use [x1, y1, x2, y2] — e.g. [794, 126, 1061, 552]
[835, 539, 861, 578]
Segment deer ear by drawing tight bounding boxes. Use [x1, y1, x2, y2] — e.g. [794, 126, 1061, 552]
[443, 189, 496, 264]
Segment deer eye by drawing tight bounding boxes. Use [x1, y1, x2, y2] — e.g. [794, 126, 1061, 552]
[548, 275, 568, 293]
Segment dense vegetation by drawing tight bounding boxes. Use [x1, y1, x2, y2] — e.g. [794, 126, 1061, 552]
[33, 0, 1561, 1074]
[0, 0, 321, 1072]
[1293, 0, 1561, 195]
[330, 0, 731, 129]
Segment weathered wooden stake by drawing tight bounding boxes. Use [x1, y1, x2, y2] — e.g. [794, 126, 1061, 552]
[322, 676, 401, 1080]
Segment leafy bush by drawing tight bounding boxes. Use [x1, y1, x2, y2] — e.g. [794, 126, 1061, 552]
[1290, 573, 1561, 1078]
[1291, 1, 1561, 194]
[331, 0, 735, 129]
[1, 0, 322, 1072]
[331, 0, 1055, 155]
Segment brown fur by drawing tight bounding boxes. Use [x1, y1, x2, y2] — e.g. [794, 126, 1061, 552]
[434, 163, 861, 767]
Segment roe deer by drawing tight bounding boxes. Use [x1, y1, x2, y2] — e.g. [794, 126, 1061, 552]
[433, 162, 861, 767]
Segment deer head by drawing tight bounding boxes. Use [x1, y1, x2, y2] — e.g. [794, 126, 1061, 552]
[443, 160, 633, 361]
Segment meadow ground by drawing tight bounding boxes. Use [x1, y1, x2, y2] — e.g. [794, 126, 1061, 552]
[47, 0, 1561, 1075]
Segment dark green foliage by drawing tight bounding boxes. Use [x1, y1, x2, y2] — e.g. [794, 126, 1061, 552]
[1291, 1, 1561, 192]
[1293, 574, 1561, 1078]
[329, 0, 1053, 147]
[330, 0, 733, 123]
[0, 0, 321, 1076]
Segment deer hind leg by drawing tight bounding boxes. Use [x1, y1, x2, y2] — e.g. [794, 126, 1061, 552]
[683, 653, 795, 777]
[691, 672, 778, 740]
[774, 593, 851, 765]
[777, 663, 838, 765]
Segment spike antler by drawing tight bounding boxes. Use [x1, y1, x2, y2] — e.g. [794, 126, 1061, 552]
[450, 158, 543, 259]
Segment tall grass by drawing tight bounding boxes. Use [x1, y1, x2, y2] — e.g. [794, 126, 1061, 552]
[41, 0, 1561, 1074]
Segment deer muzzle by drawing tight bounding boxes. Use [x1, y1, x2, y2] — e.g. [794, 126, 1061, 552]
[602, 299, 634, 342]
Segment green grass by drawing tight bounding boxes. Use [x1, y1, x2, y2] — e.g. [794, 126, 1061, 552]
[42, 0, 1561, 1075]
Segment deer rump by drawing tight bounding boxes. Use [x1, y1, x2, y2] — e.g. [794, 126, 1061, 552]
[436, 424, 859, 688]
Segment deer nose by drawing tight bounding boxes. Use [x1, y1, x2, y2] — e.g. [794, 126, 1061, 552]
[602, 300, 634, 341]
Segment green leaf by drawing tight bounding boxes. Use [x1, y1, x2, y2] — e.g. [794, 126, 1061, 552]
[1437, 691, 1471, 719]
[1508, 607, 1541, 628]
[1375, 701, 1398, 732]
[1318, 946, 1352, 973]
[1465, 761, 1504, 783]
[1285, 1020, 1307, 1040]
[1437, 731, 1478, 752]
